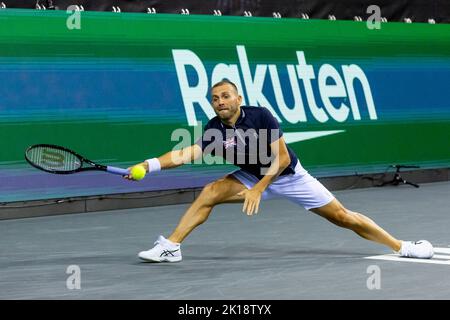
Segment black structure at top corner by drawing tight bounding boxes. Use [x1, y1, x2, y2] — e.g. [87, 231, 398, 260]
[1, 0, 449, 23]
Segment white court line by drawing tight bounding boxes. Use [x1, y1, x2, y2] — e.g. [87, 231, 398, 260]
[432, 254, 450, 260]
[434, 248, 450, 254]
[364, 247, 450, 265]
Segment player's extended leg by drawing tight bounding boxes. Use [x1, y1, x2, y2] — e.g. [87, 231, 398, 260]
[310, 198, 434, 258]
[310, 198, 402, 251]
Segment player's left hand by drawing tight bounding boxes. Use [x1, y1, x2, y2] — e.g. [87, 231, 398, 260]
[238, 188, 263, 216]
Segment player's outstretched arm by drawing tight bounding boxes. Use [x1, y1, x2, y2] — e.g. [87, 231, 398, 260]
[157, 144, 203, 169]
[125, 144, 203, 180]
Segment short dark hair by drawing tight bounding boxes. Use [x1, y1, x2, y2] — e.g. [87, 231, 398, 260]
[212, 79, 238, 93]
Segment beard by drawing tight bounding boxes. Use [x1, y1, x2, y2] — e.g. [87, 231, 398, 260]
[216, 106, 238, 120]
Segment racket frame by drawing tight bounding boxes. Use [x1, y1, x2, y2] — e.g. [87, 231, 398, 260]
[25, 144, 113, 175]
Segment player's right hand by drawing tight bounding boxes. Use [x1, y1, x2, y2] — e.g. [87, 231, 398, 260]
[124, 162, 148, 181]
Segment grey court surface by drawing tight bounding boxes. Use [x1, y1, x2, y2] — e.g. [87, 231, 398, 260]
[0, 181, 449, 300]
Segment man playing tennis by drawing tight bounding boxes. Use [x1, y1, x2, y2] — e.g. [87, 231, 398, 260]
[127, 79, 434, 262]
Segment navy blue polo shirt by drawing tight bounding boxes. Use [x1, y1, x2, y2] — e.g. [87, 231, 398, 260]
[196, 106, 299, 180]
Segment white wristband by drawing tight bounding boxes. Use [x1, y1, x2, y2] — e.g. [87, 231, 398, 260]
[146, 158, 161, 173]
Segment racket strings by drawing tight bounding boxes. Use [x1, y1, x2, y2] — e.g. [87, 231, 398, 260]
[26, 146, 81, 172]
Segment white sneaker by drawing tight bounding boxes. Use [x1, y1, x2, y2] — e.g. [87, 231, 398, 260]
[138, 235, 182, 262]
[399, 240, 434, 259]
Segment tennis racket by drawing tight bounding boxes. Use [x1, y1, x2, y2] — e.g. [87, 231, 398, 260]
[25, 144, 129, 176]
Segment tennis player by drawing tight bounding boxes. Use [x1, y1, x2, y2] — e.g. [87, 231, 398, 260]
[127, 79, 434, 262]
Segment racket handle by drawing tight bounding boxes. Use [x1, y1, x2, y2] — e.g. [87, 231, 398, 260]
[106, 166, 130, 176]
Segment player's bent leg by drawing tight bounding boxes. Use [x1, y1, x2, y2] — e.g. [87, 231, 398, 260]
[200, 175, 248, 205]
[138, 175, 247, 262]
[309, 199, 433, 258]
[168, 174, 247, 241]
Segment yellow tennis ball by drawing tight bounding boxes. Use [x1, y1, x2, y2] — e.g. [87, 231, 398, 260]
[131, 165, 146, 181]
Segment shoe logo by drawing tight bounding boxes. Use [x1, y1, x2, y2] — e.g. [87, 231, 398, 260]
[160, 249, 179, 257]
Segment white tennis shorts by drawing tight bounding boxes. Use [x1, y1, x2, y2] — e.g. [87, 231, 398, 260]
[231, 160, 335, 210]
